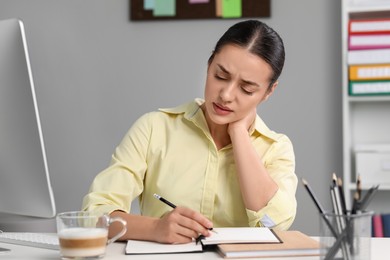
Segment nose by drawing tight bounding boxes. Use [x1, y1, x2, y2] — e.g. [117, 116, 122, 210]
[219, 82, 235, 103]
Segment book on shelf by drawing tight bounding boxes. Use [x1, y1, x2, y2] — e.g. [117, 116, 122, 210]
[349, 64, 390, 80]
[217, 230, 321, 259]
[125, 227, 281, 255]
[372, 213, 390, 238]
[348, 48, 390, 64]
[372, 214, 384, 237]
[349, 34, 390, 50]
[383, 213, 390, 237]
[349, 18, 390, 35]
[349, 80, 390, 95]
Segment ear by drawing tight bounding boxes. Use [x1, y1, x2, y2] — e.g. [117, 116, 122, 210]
[262, 81, 278, 102]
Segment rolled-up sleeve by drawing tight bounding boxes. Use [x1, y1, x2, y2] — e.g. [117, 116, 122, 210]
[246, 135, 297, 230]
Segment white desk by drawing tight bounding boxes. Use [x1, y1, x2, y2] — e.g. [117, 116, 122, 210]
[1, 237, 390, 260]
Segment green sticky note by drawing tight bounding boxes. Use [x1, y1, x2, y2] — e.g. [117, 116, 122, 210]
[153, 0, 176, 17]
[222, 0, 242, 18]
[144, 0, 154, 10]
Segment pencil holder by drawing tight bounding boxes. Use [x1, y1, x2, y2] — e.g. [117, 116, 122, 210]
[319, 211, 373, 260]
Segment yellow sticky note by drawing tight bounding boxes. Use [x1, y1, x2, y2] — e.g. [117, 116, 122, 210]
[222, 0, 242, 18]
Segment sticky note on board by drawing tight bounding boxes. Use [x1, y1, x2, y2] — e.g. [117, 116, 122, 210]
[144, 0, 154, 10]
[189, 0, 209, 3]
[222, 0, 242, 18]
[153, 0, 176, 16]
[215, 0, 222, 17]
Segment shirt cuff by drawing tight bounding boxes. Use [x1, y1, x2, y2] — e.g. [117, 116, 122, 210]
[245, 189, 296, 230]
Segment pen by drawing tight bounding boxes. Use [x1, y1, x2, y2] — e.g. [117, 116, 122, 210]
[153, 193, 216, 234]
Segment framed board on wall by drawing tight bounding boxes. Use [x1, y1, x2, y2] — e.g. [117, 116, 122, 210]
[130, 0, 271, 21]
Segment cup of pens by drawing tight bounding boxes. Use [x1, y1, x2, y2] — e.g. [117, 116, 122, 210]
[302, 174, 379, 260]
[320, 210, 373, 260]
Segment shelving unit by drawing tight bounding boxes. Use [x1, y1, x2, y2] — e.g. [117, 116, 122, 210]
[342, 0, 390, 209]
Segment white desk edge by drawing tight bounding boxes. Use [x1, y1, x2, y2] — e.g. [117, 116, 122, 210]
[0, 236, 389, 260]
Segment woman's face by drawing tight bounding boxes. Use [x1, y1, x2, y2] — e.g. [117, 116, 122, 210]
[204, 44, 276, 126]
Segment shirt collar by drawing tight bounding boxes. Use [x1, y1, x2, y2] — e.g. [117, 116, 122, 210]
[159, 99, 278, 142]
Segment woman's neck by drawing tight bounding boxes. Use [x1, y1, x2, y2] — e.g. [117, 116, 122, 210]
[201, 104, 231, 150]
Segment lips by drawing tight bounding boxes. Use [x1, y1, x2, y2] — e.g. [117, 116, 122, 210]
[213, 102, 233, 115]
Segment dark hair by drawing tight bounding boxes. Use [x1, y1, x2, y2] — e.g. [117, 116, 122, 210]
[208, 20, 285, 90]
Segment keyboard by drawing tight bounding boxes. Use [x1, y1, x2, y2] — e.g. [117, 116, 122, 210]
[0, 232, 59, 250]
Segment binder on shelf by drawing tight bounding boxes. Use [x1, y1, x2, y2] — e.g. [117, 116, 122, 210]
[382, 213, 390, 237]
[348, 48, 390, 64]
[349, 80, 390, 95]
[349, 64, 390, 80]
[372, 214, 384, 237]
[349, 18, 390, 35]
[349, 34, 390, 50]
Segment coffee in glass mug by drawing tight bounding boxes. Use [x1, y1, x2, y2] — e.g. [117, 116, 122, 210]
[56, 211, 126, 259]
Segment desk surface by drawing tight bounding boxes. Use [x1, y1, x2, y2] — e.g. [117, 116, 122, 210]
[1, 237, 390, 260]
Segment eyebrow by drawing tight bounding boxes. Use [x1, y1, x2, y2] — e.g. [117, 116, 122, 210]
[216, 64, 261, 88]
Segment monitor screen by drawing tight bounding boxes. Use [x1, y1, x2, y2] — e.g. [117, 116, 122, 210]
[0, 19, 56, 219]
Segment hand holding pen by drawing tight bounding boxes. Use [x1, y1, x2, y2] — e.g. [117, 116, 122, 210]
[153, 194, 214, 244]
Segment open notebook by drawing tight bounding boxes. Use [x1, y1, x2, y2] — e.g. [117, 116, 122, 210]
[125, 227, 280, 255]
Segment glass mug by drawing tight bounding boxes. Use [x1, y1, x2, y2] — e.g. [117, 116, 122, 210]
[56, 211, 127, 259]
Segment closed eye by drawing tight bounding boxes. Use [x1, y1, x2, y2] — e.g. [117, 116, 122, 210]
[215, 74, 228, 80]
[241, 87, 254, 95]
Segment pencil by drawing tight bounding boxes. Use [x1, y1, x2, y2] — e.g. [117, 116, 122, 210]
[356, 174, 362, 200]
[331, 173, 344, 217]
[351, 191, 360, 214]
[301, 178, 338, 238]
[337, 177, 347, 214]
[359, 184, 379, 211]
[301, 178, 325, 213]
[153, 193, 216, 234]
[153, 193, 176, 208]
[302, 178, 338, 238]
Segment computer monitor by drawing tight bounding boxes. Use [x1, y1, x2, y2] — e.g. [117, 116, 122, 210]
[0, 19, 56, 219]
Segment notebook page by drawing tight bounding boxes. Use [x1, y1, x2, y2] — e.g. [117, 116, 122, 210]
[202, 227, 281, 245]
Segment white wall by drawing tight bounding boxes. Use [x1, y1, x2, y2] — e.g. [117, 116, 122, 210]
[0, 0, 342, 235]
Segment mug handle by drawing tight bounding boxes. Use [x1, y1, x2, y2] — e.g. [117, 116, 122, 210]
[106, 216, 127, 245]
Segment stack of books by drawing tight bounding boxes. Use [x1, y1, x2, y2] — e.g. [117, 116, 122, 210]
[347, 17, 390, 96]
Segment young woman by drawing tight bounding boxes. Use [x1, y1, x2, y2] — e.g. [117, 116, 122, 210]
[82, 20, 297, 244]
